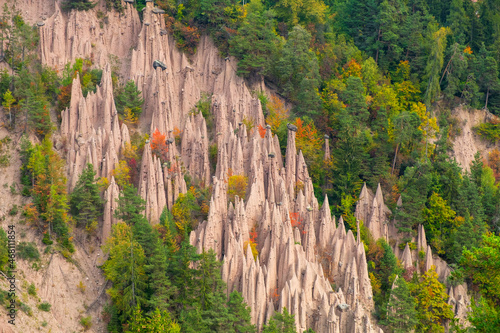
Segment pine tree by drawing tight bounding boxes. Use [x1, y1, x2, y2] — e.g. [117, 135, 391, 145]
[146, 237, 176, 313]
[271, 25, 321, 117]
[127, 306, 181, 333]
[115, 184, 146, 226]
[446, 0, 470, 45]
[227, 291, 256, 333]
[115, 80, 144, 118]
[384, 277, 418, 333]
[394, 163, 431, 234]
[341, 76, 369, 125]
[70, 163, 105, 229]
[229, 0, 278, 78]
[330, 112, 367, 203]
[482, 56, 500, 109]
[262, 308, 296, 333]
[103, 222, 148, 323]
[168, 240, 200, 314]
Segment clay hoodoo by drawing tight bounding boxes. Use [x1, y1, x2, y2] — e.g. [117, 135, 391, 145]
[130, 2, 264, 135]
[38, 2, 142, 69]
[60, 64, 131, 242]
[61, 64, 130, 190]
[190, 126, 379, 332]
[355, 185, 470, 322]
[37, 1, 469, 330]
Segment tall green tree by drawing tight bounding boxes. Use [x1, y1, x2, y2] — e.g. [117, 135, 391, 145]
[115, 80, 144, 118]
[126, 306, 181, 333]
[461, 233, 500, 305]
[262, 307, 296, 333]
[394, 163, 431, 235]
[229, 0, 279, 78]
[383, 277, 418, 333]
[69, 163, 105, 229]
[227, 291, 256, 333]
[341, 76, 369, 125]
[270, 25, 321, 116]
[423, 26, 450, 109]
[103, 222, 148, 323]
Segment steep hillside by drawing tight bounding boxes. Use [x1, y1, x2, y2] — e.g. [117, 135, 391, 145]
[1, 0, 498, 332]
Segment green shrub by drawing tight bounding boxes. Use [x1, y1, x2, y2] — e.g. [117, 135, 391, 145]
[38, 302, 51, 312]
[28, 283, 36, 297]
[17, 242, 40, 261]
[80, 316, 92, 330]
[9, 205, 18, 216]
[209, 144, 218, 172]
[19, 301, 32, 316]
[474, 120, 500, 143]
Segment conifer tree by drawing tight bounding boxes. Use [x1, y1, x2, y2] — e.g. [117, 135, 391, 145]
[70, 163, 105, 229]
[229, 0, 278, 78]
[341, 76, 369, 125]
[227, 291, 256, 333]
[127, 306, 181, 333]
[384, 277, 418, 333]
[103, 222, 148, 322]
[115, 184, 147, 226]
[115, 80, 144, 118]
[262, 308, 296, 333]
[146, 238, 176, 313]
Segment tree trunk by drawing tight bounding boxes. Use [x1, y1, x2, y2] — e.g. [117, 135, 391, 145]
[485, 87, 490, 110]
[391, 143, 399, 175]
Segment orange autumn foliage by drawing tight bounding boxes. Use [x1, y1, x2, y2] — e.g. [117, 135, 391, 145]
[258, 124, 266, 138]
[293, 117, 322, 159]
[150, 128, 169, 163]
[342, 58, 362, 79]
[265, 95, 289, 133]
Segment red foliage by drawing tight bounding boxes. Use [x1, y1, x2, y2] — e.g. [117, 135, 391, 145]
[151, 128, 169, 163]
[402, 266, 416, 282]
[249, 226, 258, 243]
[57, 83, 72, 116]
[289, 212, 302, 229]
[271, 287, 280, 304]
[257, 124, 266, 138]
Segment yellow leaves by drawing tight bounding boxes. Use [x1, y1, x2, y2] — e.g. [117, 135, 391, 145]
[122, 107, 138, 126]
[122, 142, 138, 161]
[464, 45, 473, 54]
[97, 176, 109, 190]
[396, 61, 411, 80]
[342, 58, 362, 80]
[265, 95, 289, 133]
[112, 160, 131, 188]
[372, 84, 401, 118]
[241, 117, 255, 134]
[293, 117, 322, 158]
[277, 0, 328, 25]
[228, 174, 248, 204]
[369, 272, 382, 295]
[411, 102, 439, 140]
[243, 240, 258, 260]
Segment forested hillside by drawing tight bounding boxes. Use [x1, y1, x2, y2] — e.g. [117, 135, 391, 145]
[0, 0, 499, 332]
